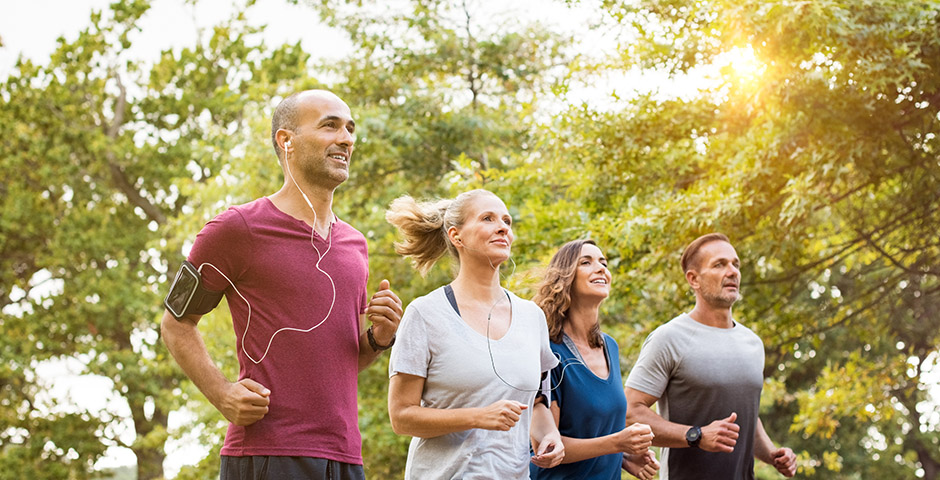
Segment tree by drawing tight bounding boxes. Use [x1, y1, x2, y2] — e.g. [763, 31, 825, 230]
[2, 0, 572, 476]
[0, 1, 309, 478]
[4, 0, 936, 478]
[491, 0, 940, 477]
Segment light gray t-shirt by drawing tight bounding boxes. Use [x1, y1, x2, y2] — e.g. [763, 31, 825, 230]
[389, 286, 558, 480]
[625, 313, 765, 480]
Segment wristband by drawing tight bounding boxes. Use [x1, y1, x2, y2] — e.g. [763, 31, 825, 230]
[367, 326, 395, 352]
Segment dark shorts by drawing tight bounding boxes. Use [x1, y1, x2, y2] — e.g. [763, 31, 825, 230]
[220, 456, 366, 480]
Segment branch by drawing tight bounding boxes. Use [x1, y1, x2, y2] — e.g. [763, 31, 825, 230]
[103, 72, 168, 226]
[753, 202, 925, 286]
[107, 70, 126, 139]
[107, 160, 167, 225]
[749, 239, 865, 286]
[461, 0, 480, 109]
[855, 226, 938, 277]
[768, 269, 906, 352]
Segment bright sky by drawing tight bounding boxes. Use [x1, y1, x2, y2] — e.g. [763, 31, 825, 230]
[0, 0, 849, 477]
[0, 0, 348, 78]
[0, 0, 708, 105]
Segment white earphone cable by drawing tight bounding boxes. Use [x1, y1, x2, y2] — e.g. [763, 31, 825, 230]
[483, 290, 586, 394]
[197, 145, 337, 365]
[458, 238, 585, 393]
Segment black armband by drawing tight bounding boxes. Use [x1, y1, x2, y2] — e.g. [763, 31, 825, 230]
[163, 261, 224, 319]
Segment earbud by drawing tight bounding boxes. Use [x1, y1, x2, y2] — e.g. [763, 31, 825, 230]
[285, 140, 292, 148]
[454, 235, 461, 245]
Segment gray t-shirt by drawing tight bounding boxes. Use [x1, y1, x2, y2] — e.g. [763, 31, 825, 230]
[625, 313, 765, 480]
[389, 286, 558, 480]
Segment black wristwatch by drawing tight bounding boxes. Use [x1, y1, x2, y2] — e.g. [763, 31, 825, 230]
[686, 425, 702, 448]
[367, 326, 395, 352]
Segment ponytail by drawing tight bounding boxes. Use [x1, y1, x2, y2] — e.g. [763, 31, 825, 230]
[385, 189, 496, 276]
[386, 196, 453, 276]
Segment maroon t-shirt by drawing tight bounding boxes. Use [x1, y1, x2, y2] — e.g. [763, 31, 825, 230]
[188, 197, 369, 463]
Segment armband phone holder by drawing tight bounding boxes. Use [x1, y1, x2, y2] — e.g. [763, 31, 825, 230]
[164, 261, 224, 319]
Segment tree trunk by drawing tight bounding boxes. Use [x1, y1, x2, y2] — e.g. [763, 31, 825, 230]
[135, 445, 167, 480]
[917, 445, 939, 480]
[131, 400, 169, 480]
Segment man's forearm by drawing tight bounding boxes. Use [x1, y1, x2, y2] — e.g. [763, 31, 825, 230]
[161, 311, 229, 407]
[753, 418, 776, 464]
[627, 403, 689, 448]
[357, 329, 383, 371]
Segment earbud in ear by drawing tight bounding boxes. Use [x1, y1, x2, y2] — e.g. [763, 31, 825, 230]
[285, 140, 292, 148]
[454, 235, 461, 244]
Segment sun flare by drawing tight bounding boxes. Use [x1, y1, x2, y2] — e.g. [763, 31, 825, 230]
[720, 45, 764, 84]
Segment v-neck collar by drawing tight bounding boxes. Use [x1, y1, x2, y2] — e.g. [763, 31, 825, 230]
[441, 285, 515, 343]
[561, 332, 611, 381]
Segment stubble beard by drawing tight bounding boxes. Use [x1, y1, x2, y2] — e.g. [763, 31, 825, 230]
[703, 288, 742, 309]
[300, 151, 349, 189]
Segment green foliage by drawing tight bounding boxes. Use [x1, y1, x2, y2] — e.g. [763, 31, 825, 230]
[521, 0, 940, 477]
[0, 0, 309, 478]
[304, 1, 576, 475]
[2, 0, 937, 478]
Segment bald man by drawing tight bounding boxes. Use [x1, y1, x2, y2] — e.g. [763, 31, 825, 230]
[161, 90, 402, 479]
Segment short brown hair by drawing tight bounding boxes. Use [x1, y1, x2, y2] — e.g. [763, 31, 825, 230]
[680, 233, 731, 273]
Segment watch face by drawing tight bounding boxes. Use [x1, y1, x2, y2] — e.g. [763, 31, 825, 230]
[687, 426, 702, 443]
[165, 262, 200, 319]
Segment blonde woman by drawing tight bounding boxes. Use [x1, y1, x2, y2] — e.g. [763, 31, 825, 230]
[530, 239, 659, 480]
[385, 189, 564, 479]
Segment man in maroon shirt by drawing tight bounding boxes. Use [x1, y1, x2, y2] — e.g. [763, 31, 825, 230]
[161, 90, 402, 479]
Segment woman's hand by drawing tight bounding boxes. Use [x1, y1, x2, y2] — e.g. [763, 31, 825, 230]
[614, 422, 655, 455]
[476, 400, 528, 431]
[530, 431, 565, 468]
[623, 450, 660, 480]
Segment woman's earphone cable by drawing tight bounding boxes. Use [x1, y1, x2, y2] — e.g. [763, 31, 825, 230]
[458, 236, 583, 393]
[484, 291, 586, 394]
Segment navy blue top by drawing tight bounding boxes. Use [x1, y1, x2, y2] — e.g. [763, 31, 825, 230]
[530, 333, 627, 480]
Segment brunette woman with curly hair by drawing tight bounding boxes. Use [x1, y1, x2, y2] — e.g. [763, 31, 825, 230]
[530, 239, 660, 480]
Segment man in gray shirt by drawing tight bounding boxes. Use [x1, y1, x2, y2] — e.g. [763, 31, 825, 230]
[625, 233, 797, 479]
